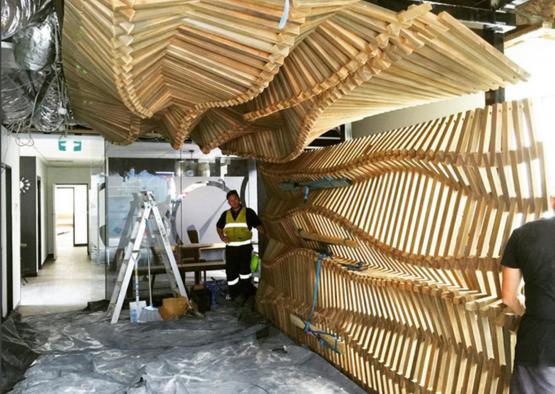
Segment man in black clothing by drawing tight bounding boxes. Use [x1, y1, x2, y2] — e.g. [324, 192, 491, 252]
[216, 190, 264, 303]
[501, 196, 555, 394]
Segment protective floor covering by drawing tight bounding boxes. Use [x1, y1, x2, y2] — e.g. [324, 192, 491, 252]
[5, 306, 364, 393]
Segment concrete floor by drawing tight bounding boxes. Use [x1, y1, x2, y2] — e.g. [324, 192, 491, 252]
[19, 225, 105, 316]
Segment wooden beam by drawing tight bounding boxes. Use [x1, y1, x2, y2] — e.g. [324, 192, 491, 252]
[298, 230, 359, 248]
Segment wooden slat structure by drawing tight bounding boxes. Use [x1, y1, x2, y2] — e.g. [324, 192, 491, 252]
[256, 99, 550, 393]
[62, 1, 528, 160]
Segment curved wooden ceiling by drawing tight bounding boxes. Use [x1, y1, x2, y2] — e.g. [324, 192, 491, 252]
[62, 0, 528, 162]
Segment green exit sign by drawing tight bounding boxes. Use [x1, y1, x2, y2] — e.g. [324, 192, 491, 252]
[58, 140, 82, 152]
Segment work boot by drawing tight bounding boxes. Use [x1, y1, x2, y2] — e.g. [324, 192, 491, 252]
[239, 279, 256, 299]
[228, 283, 240, 301]
[232, 294, 246, 307]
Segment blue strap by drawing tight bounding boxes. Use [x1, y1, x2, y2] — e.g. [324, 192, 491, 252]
[278, 0, 290, 30]
[303, 253, 341, 354]
[303, 185, 310, 203]
[304, 253, 325, 330]
[343, 261, 367, 271]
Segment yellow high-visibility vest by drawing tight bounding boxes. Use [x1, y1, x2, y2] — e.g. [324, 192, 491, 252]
[224, 208, 252, 246]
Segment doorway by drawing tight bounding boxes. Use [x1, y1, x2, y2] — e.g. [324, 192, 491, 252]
[55, 187, 74, 249]
[54, 184, 89, 252]
[5, 166, 14, 313]
[37, 177, 42, 268]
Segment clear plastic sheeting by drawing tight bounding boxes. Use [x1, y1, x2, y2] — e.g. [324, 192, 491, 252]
[13, 12, 56, 71]
[0, 317, 39, 392]
[7, 307, 365, 394]
[0, 0, 51, 40]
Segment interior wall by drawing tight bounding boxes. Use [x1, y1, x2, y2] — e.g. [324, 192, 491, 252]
[1, 128, 21, 317]
[88, 175, 103, 260]
[352, 93, 484, 138]
[47, 166, 102, 256]
[36, 157, 47, 267]
[505, 33, 555, 195]
[20, 156, 37, 276]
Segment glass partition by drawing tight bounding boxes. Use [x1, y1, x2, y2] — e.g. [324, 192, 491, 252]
[104, 143, 256, 299]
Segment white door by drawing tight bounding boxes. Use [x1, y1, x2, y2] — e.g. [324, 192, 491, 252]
[73, 185, 88, 246]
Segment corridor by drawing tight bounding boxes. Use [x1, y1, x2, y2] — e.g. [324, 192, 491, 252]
[19, 228, 105, 316]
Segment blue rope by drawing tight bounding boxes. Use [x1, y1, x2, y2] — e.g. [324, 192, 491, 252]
[303, 253, 341, 354]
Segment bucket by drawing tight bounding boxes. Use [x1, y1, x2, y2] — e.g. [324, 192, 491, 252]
[129, 301, 146, 323]
[204, 280, 228, 307]
[159, 296, 188, 320]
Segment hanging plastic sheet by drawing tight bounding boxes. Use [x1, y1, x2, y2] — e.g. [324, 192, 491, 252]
[0, 317, 39, 392]
[4, 306, 364, 393]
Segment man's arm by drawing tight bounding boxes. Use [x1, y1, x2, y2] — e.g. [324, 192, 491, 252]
[501, 266, 525, 316]
[217, 227, 228, 244]
[247, 208, 265, 236]
[216, 211, 228, 243]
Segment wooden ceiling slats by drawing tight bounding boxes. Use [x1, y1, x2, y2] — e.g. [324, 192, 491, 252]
[63, 1, 527, 157]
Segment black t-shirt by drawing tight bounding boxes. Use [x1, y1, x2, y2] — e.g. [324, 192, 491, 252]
[501, 216, 555, 366]
[216, 206, 262, 230]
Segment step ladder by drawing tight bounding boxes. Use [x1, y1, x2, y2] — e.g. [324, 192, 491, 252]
[111, 194, 142, 271]
[107, 191, 188, 324]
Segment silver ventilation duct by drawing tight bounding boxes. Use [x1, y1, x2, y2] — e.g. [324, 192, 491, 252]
[1, 2, 67, 132]
[32, 70, 65, 132]
[13, 12, 56, 70]
[1, 72, 33, 123]
[1, 0, 51, 40]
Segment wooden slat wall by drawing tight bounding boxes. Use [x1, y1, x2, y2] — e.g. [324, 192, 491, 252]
[63, 1, 527, 160]
[256, 99, 549, 393]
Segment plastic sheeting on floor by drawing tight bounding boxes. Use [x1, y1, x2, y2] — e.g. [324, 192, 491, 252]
[1, 317, 39, 392]
[3, 306, 365, 393]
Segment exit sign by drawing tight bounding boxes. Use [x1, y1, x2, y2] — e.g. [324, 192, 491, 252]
[58, 140, 82, 152]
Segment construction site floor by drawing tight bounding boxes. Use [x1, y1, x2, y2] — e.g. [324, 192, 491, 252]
[2, 304, 365, 393]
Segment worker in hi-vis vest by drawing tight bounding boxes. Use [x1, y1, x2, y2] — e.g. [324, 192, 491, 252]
[216, 190, 264, 303]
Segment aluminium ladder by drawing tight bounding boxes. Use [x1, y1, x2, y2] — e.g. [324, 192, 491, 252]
[107, 191, 188, 324]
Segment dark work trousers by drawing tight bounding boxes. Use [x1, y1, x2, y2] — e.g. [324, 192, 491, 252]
[225, 244, 253, 300]
[511, 364, 555, 394]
